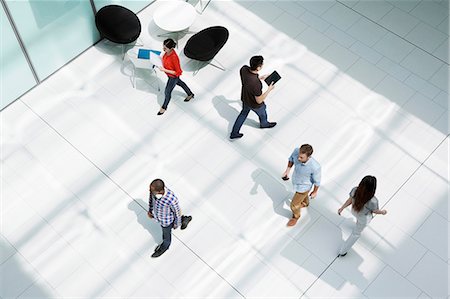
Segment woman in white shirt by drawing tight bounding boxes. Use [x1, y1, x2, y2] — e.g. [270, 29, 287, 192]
[337, 175, 387, 257]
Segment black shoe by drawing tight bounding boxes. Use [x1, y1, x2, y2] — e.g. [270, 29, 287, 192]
[260, 122, 277, 129]
[181, 216, 192, 230]
[157, 111, 165, 115]
[230, 133, 244, 139]
[151, 246, 167, 258]
[338, 252, 347, 257]
[184, 94, 194, 102]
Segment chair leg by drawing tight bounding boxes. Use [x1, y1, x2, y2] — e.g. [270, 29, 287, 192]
[132, 64, 136, 88]
[209, 58, 226, 71]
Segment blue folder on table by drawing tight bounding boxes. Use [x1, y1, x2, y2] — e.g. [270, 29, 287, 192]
[138, 49, 161, 59]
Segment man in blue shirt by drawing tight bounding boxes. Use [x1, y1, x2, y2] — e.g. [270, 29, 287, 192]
[148, 179, 192, 257]
[282, 144, 321, 227]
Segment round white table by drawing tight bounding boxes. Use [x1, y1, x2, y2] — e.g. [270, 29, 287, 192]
[154, 1, 197, 33]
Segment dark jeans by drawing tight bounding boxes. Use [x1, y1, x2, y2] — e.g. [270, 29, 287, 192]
[160, 222, 174, 251]
[162, 76, 193, 109]
[231, 102, 270, 136]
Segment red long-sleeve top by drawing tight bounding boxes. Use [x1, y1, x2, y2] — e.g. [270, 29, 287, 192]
[162, 50, 182, 78]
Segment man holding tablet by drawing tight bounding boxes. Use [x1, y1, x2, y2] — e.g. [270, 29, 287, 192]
[230, 55, 278, 139]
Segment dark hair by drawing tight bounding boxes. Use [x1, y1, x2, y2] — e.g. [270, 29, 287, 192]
[151, 179, 165, 192]
[353, 176, 377, 213]
[299, 144, 313, 157]
[163, 38, 176, 49]
[250, 55, 264, 71]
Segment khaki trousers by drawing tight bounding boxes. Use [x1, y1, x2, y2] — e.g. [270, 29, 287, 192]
[290, 191, 309, 219]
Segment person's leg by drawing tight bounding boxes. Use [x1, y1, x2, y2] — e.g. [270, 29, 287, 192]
[288, 191, 308, 226]
[176, 78, 194, 99]
[161, 77, 178, 110]
[160, 222, 174, 251]
[252, 103, 270, 127]
[338, 216, 369, 255]
[230, 104, 251, 138]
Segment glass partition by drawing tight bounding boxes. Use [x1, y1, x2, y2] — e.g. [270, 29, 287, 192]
[0, 5, 36, 110]
[5, 0, 100, 81]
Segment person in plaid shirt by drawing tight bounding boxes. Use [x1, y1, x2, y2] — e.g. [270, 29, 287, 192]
[148, 179, 192, 258]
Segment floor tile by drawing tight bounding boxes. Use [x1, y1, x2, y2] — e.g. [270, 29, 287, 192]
[353, 0, 394, 21]
[17, 277, 59, 299]
[372, 226, 427, 276]
[324, 25, 357, 48]
[364, 266, 421, 298]
[331, 243, 385, 290]
[379, 7, 421, 36]
[433, 37, 449, 64]
[407, 251, 448, 298]
[404, 73, 441, 99]
[429, 64, 449, 92]
[0, 235, 16, 265]
[296, 27, 334, 54]
[376, 57, 411, 82]
[274, 1, 306, 18]
[374, 75, 415, 106]
[437, 16, 449, 34]
[272, 12, 308, 39]
[405, 22, 448, 53]
[300, 11, 331, 33]
[387, 0, 421, 13]
[346, 57, 386, 88]
[297, 217, 343, 264]
[373, 32, 415, 63]
[403, 92, 445, 125]
[321, 42, 359, 71]
[413, 212, 448, 261]
[321, 2, 361, 31]
[347, 17, 388, 47]
[400, 48, 444, 80]
[410, 0, 449, 27]
[0, 254, 39, 298]
[298, 0, 335, 16]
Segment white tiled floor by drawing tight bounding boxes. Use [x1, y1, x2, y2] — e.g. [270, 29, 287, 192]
[1, 0, 449, 298]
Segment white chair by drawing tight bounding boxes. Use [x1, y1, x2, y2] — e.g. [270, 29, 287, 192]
[126, 47, 161, 91]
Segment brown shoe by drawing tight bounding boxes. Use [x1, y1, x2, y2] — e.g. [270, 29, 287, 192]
[287, 218, 298, 227]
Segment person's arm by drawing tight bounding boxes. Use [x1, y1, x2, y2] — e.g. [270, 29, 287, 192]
[255, 82, 275, 104]
[372, 209, 387, 215]
[309, 166, 321, 198]
[282, 161, 294, 178]
[338, 198, 353, 215]
[170, 198, 182, 229]
[282, 150, 297, 178]
[259, 73, 270, 80]
[159, 66, 176, 75]
[147, 193, 154, 218]
[309, 185, 320, 198]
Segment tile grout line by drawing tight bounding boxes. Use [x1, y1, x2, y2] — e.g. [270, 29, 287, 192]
[18, 98, 247, 299]
[336, 0, 449, 66]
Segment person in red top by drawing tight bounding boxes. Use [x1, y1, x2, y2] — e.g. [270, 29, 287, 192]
[157, 38, 194, 115]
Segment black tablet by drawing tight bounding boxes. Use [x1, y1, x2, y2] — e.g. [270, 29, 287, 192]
[264, 71, 281, 85]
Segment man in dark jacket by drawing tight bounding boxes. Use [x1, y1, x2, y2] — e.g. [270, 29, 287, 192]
[230, 55, 276, 139]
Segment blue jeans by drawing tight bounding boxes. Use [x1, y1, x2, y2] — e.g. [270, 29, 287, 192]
[231, 102, 270, 136]
[162, 76, 193, 109]
[160, 222, 174, 251]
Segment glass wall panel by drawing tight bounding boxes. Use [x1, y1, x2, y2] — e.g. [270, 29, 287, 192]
[94, 0, 152, 14]
[5, 0, 100, 81]
[1, 5, 36, 110]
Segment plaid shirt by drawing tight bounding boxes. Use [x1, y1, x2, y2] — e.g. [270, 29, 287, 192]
[149, 188, 182, 228]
